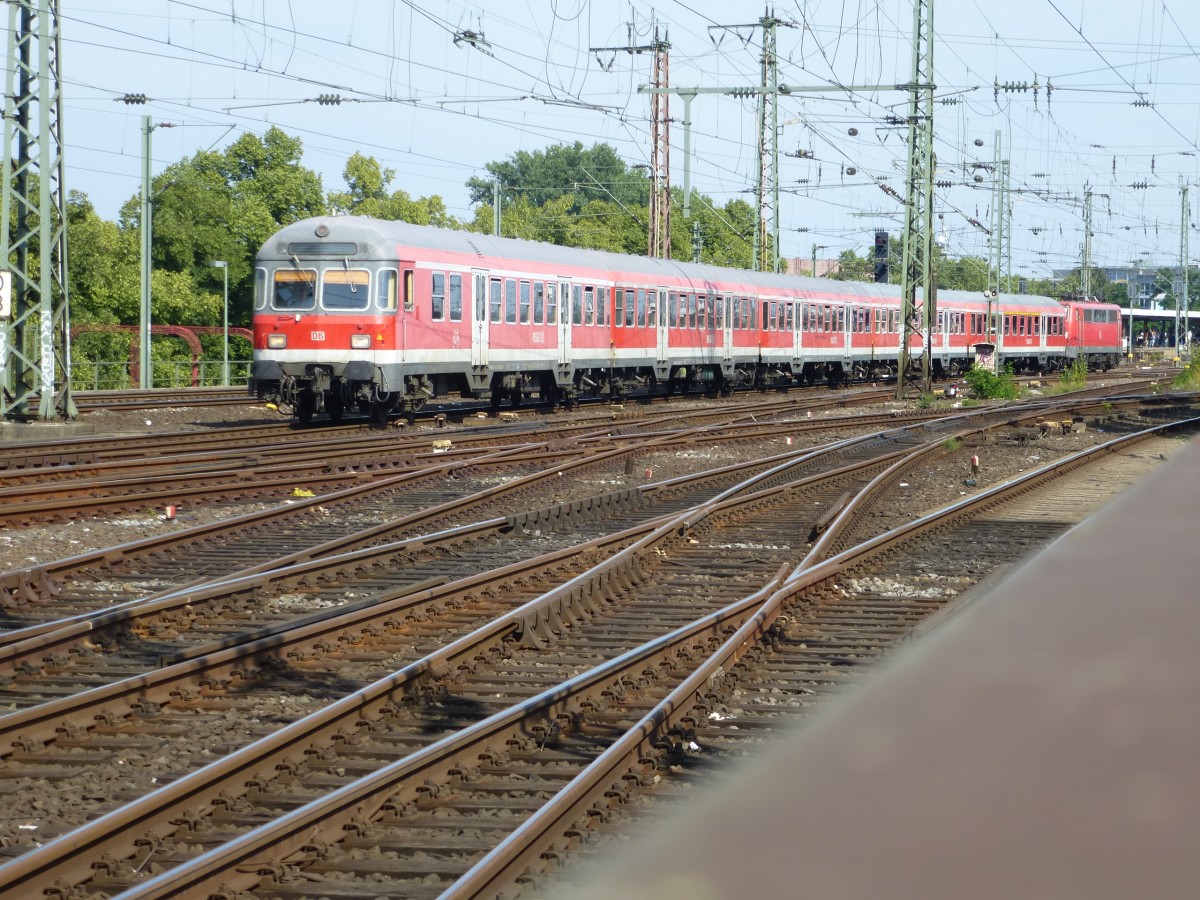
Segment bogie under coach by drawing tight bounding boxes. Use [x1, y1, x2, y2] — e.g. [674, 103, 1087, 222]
[250, 216, 1123, 422]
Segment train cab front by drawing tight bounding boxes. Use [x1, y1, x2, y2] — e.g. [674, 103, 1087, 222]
[251, 223, 402, 423]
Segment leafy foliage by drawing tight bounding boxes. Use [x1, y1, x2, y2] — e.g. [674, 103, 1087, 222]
[1059, 356, 1088, 388]
[329, 153, 456, 226]
[467, 142, 646, 212]
[964, 363, 1019, 399]
[1173, 355, 1200, 390]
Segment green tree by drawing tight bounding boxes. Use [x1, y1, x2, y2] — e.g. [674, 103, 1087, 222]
[1050, 266, 1111, 300]
[66, 191, 140, 324]
[828, 248, 873, 282]
[467, 142, 647, 212]
[936, 253, 989, 291]
[330, 152, 457, 227]
[112, 127, 328, 330]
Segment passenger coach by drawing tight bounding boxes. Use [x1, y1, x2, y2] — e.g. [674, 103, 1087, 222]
[250, 216, 1122, 422]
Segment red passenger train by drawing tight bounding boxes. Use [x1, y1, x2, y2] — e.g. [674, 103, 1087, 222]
[250, 216, 1123, 422]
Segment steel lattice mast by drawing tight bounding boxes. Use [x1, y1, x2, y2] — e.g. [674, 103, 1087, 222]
[648, 29, 671, 259]
[896, 0, 936, 399]
[1, 0, 75, 421]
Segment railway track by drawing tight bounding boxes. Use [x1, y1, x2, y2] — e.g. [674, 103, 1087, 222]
[0, 385, 1191, 895]
[0, 412, 1190, 898]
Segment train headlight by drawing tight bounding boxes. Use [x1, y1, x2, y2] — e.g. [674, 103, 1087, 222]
[350, 333, 372, 349]
[267, 333, 287, 349]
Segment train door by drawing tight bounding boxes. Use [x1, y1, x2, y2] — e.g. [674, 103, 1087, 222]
[472, 270, 490, 366]
[722, 296, 733, 362]
[558, 280, 572, 366]
[792, 300, 803, 358]
[656, 287, 669, 363]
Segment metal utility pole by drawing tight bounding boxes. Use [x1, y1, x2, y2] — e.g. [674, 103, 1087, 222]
[140, 115, 153, 388]
[1081, 185, 1093, 298]
[1, 0, 76, 421]
[987, 131, 1004, 299]
[1180, 183, 1189, 352]
[591, 21, 671, 258]
[648, 29, 671, 258]
[896, 0, 937, 399]
[493, 181, 501, 236]
[986, 130, 1010, 345]
[753, 11, 787, 273]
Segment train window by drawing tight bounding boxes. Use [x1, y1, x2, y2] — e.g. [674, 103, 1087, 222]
[533, 282, 544, 325]
[785, 302, 794, 331]
[626, 289, 636, 327]
[615, 289, 625, 327]
[1033, 317, 1041, 336]
[668, 292, 678, 328]
[836, 306, 846, 332]
[504, 279, 517, 324]
[584, 286, 595, 326]
[765, 300, 773, 331]
[648, 291, 658, 328]
[431, 272, 446, 320]
[572, 285, 584, 325]
[375, 270, 396, 312]
[636, 289, 648, 328]
[688, 293, 697, 329]
[272, 269, 317, 310]
[714, 296, 723, 329]
[597, 287, 608, 325]
[490, 278, 502, 324]
[255, 268, 267, 310]
[322, 268, 370, 310]
[403, 269, 414, 312]
[449, 274, 462, 321]
[548, 283, 559, 325]
[519, 281, 531, 324]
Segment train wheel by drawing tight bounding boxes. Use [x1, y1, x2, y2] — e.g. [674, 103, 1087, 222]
[296, 388, 316, 424]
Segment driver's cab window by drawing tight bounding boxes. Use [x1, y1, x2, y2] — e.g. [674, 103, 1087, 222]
[272, 269, 316, 310]
[322, 268, 370, 310]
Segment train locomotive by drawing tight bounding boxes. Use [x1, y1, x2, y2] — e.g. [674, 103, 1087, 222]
[249, 215, 1123, 422]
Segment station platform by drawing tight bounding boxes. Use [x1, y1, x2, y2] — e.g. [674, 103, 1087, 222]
[579, 434, 1200, 899]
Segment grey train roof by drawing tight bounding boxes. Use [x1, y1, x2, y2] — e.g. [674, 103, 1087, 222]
[263, 216, 1061, 308]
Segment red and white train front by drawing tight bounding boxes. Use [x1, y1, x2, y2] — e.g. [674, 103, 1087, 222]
[250, 217, 446, 422]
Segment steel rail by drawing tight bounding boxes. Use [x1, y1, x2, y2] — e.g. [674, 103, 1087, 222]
[0, 418, 956, 894]
[443, 414, 1200, 898]
[105, 415, 1200, 900]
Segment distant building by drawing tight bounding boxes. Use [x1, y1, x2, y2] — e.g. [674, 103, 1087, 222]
[787, 256, 840, 277]
[1053, 264, 1189, 308]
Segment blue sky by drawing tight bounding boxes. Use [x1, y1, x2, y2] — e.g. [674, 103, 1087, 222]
[56, 1, 1200, 277]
